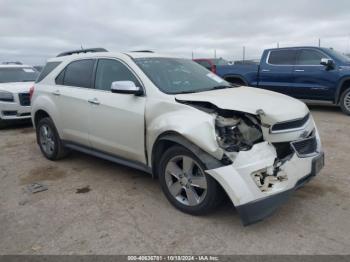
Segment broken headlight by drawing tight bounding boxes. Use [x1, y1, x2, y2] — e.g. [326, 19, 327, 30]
[215, 114, 263, 152]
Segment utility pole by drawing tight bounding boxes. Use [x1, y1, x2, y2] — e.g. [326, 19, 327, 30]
[191, 51, 194, 60]
[277, 42, 280, 48]
[243, 46, 246, 63]
[318, 38, 321, 47]
[214, 49, 217, 59]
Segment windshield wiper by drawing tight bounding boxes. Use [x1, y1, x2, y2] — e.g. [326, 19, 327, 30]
[211, 85, 232, 90]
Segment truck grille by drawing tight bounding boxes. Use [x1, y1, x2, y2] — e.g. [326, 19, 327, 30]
[271, 114, 310, 132]
[18, 93, 30, 106]
[291, 136, 318, 157]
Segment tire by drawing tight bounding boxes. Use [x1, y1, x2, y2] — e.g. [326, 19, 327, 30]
[36, 117, 69, 160]
[158, 145, 223, 215]
[340, 87, 350, 115]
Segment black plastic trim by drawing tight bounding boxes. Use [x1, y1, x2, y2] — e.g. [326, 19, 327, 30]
[63, 141, 152, 174]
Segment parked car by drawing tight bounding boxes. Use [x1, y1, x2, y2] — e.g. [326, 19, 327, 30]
[31, 48, 324, 225]
[0, 62, 39, 126]
[193, 58, 229, 74]
[204, 47, 350, 115]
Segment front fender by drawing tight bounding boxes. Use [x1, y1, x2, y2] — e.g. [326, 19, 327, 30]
[146, 100, 224, 166]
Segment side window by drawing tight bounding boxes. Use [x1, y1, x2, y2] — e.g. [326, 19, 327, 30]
[195, 60, 212, 70]
[95, 59, 141, 91]
[36, 62, 61, 83]
[297, 50, 325, 65]
[62, 59, 95, 88]
[268, 50, 297, 65]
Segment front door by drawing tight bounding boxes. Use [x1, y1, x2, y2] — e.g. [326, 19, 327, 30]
[292, 49, 338, 100]
[88, 58, 146, 164]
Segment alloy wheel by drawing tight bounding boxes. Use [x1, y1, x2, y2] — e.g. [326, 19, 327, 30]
[164, 155, 207, 206]
[39, 124, 55, 156]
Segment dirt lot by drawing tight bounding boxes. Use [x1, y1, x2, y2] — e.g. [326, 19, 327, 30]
[0, 105, 349, 255]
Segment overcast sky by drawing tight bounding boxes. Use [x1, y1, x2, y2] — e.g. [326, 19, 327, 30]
[1, 0, 350, 65]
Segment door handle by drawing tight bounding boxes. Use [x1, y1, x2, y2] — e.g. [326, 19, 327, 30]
[294, 69, 305, 72]
[261, 69, 270, 72]
[88, 98, 100, 105]
[52, 90, 60, 96]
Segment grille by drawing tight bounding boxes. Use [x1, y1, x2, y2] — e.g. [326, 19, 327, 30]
[271, 114, 310, 132]
[18, 93, 30, 106]
[291, 136, 318, 157]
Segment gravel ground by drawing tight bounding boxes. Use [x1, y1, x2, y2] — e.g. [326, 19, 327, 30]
[0, 105, 349, 255]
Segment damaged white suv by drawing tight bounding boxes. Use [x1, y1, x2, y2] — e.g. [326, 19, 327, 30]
[31, 48, 324, 225]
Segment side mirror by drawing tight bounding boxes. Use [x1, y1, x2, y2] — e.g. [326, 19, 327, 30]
[111, 81, 143, 95]
[320, 58, 334, 69]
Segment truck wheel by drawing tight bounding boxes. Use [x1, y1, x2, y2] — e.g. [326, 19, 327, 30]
[36, 117, 69, 160]
[158, 145, 223, 215]
[340, 87, 350, 115]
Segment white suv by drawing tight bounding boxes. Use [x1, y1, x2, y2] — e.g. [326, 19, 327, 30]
[31, 48, 324, 225]
[0, 62, 39, 126]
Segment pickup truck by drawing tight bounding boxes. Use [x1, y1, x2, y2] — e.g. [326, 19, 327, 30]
[194, 47, 350, 115]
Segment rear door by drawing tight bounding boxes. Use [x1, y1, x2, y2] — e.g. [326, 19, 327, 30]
[88, 58, 146, 164]
[258, 49, 297, 95]
[55, 59, 95, 146]
[292, 48, 338, 100]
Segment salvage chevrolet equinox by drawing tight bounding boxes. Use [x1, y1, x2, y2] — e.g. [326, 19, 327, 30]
[31, 48, 324, 225]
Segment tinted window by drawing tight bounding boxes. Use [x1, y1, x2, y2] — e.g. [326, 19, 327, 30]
[297, 50, 326, 65]
[63, 59, 94, 88]
[36, 62, 61, 83]
[0, 67, 39, 83]
[95, 59, 140, 91]
[268, 50, 297, 65]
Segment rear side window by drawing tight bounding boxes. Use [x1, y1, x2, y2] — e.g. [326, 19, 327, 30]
[268, 50, 297, 65]
[36, 62, 61, 83]
[60, 59, 95, 88]
[94, 59, 141, 91]
[297, 50, 326, 65]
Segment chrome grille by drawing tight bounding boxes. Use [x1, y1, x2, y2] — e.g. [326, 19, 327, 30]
[271, 114, 310, 132]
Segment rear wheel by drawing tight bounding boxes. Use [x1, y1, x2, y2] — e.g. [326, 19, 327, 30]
[158, 145, 223, 215]
[340, 87, 350, 115]
[36, 117, 69, 160]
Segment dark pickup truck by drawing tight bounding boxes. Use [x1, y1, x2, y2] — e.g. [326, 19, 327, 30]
[194, 47, 350, 115]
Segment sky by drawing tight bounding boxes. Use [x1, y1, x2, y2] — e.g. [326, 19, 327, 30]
[0, 0, 350, 65]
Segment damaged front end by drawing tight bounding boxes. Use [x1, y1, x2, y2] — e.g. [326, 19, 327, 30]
[181, 100, 324, 226]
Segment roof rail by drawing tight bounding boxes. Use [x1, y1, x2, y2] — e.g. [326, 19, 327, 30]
[56, 48, 108, 57]
[131, 50, 154, 53]
[1, 61, 23, 65]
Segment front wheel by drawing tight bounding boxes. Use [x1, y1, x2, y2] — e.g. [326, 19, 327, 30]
[340, 88, 350, 115]
[158, 145, 223, 215]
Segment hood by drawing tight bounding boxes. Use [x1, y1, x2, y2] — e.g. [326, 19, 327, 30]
[175, 86, 309, 125]
[0, 82, 34, 94]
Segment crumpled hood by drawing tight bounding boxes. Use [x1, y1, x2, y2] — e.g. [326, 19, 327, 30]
[175, 86, 309, 124]
[0, 82, 34, 94]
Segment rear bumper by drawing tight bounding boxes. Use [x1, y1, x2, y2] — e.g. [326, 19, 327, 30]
[206, 140, 324, 226]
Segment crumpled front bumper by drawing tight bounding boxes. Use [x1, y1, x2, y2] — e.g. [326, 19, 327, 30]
[206, 140, 324, 226]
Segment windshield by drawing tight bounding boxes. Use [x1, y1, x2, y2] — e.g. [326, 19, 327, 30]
[325, 48, 350, 63]
[0, 67, 39, 83]
[134, 57, 231, 94]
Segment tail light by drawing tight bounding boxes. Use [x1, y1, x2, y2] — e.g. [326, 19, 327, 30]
[29, 85, 35, 100]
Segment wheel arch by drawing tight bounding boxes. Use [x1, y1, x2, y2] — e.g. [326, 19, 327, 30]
[33, 109, 52, 128]
[151, 131, 231, 178]
[335, 77, 350, 104]
[222, 74, 248, 86]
